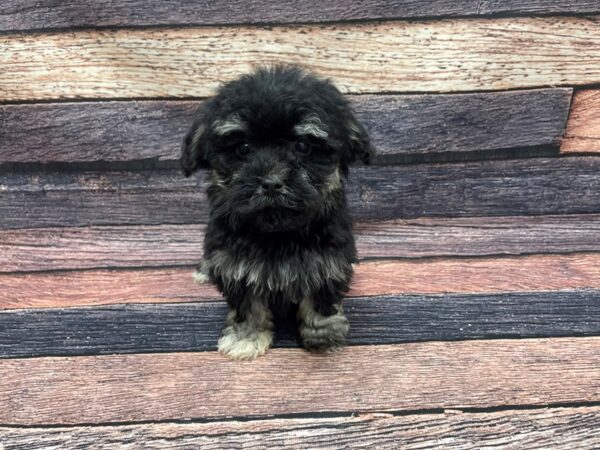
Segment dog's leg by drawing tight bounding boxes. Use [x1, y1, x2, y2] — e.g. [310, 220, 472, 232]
[218, 296, 274, 360]
[298, 291, 349, 353]
[192, 260, 210, 285]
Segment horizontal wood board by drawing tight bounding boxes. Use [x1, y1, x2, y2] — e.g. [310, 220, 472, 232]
[2, 1, 600, 31]
[1, 157, 600, 229]
[2, 407, 600, 449]
[3, 215, 600, 272]
[1, 290, 600, 358]
[562, 90, 600, 153]
[2, 337, 600, 424]
[1, 17, 600, 100]
[0, 89, 571, 163]
[2, 253, 600, 309]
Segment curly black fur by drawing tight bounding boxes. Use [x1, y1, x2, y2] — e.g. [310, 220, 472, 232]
[181, 65, 372, 359]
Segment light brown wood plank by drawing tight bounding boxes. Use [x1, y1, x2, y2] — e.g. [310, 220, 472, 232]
[1, 17, 600, 101]
[349, 253, 600, 298]
[1, 337, 599, 424]
[562, 90, 600, 153]
[2, 407, 600, 449]
[3, 253, 600, 309]
[3, 215, 600, 272]
[2, 0, 600, 32]
[0, 267, 219, 309]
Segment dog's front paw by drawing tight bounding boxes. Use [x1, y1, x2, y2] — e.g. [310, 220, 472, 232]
[192, 263, 210, 285]
[300, 312, 349, 353]
[218, 324, 274, 360]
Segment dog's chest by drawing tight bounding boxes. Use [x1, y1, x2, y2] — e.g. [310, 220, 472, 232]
[207, 243, 345, 296]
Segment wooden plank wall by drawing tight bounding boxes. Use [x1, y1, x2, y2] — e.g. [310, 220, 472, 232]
[1, 1, 600, 448]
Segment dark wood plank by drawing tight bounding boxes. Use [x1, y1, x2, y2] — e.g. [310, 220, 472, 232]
[2, 407, 600, 449]
[2, 290, 600, 358]
[3, 215, 600, 272]
[2, 1, 599, 32]
[0, 90, 572, 164]
[1, 18, 599, 101]
[3, 254, 600, 309]
[2, 337, 600, 424]
[2, 157, 600, 229]
[562, 90, 600, 153]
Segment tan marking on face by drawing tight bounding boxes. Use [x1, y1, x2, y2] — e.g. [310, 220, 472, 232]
[294, 113, 328, 139]
[213, 114, 247, 135]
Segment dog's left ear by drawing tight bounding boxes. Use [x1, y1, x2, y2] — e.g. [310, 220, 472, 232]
[344, 113, 373, 166]
[180, 112, 210, 176]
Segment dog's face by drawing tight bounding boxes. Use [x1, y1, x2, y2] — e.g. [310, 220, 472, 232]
[181, 66, 371, 232]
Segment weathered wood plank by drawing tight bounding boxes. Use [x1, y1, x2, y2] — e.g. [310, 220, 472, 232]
[3, 253, 600, 309]
[562, 90, 600, 153]
[1, 337, 600, 424]
[2, 407, 600, 449]
[2, 157, 600, 229]
[3, 215, 600, 272]
[0, 267, 218, 309]
[0, 90, 572, 163]
[354, 215, 600, 259]
[2, 290, 600, 358]
[2, 0, 600, 32]
[1, 17, 599, 100]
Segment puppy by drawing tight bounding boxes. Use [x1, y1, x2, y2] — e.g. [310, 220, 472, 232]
[181, 65, 371, 360]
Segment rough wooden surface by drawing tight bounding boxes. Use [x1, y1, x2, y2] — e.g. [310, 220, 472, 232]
[0, 89, 571, 164]
[2, 407, 600, 449]
[2, 253, 600, 309]
[2, 0, 600, 32]
[2, 290, 600, 358]
[3, 215, 600, 272]
[1, 17, 600, 100]
[561, 90, 600, 153]
[2, 157, 600, 229]
[2, 337, 600, 425]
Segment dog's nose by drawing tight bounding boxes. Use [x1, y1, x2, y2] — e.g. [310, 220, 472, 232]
[261, 177, 284, 194]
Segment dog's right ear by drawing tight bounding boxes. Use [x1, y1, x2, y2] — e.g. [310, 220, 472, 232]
[180, 113, 210, 176]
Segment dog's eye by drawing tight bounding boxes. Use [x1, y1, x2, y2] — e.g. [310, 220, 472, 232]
[295, 142, 311, 155]
[236, 143, 251, 157]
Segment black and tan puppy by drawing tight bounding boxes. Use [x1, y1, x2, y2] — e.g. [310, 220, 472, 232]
[181, 65, 371, 360]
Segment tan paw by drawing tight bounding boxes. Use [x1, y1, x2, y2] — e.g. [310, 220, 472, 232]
[218, 326, 273, 360]
[192, 267, 210, 285]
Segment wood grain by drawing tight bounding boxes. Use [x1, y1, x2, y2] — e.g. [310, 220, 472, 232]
[2, 290, 600, 358]
[1, 337, 600, 424]
[3, 253, 600, 309]
[2, 407, 600, 449]
[2, 0, 600, 32]
[1, 17, 599, 100]
[561, 90, 600, 153]
[1, 157, 600, 229]
[4, 214, 600, 272]
[0, 90, 571, 164]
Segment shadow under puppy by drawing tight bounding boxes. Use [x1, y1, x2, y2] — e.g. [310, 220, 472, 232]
[181, 65, 371, 360]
